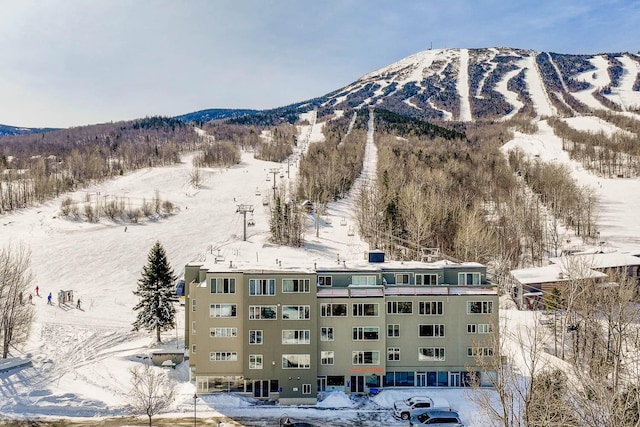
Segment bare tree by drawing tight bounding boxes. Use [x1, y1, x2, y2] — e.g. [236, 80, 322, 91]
[0, 243, 35, 358]
[189, 167, 202, 189]
[129, 363, 175, 427]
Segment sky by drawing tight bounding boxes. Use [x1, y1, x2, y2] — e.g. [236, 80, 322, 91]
[1, 0, 639, 128]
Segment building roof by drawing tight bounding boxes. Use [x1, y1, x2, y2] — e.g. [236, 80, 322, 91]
[510, 263, 607, 285]
[548, 251, 640, 270]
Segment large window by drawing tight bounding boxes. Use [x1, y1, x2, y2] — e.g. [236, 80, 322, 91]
[387, 347, 400, 361]
[249, 354, 263, 369]
[249, 330, 263, 344]
[387, 301, 413, 314]
[468, 324, 492, 334]
[210, 327, 237, 338]
[318, 276, 333, 287]
[418, 347, 445, 361]
[467, 347, 494, 357]
[387, 324, 400, 338]
[467, 301, 493, 314]
[321, 303, 347, 317]
[210, 352, 238, 361]
[210, 303, 237, 318]
[282, 354, 310, 369]
[321, 351, 334, 365]
[419, 301, 443, 315]
[352, 351, 380, 365]
[282, 278, 310, 293]
[282, 305, 310, 320]
[419, 324, 445, 337]
[395, 273, 410, 284]
[282, 330, 310, 344]
[416, 274, 438, 285]
[458, 272, 481, 285]
[321, 327, 334, 341]
[352, 326, 379, 341]
[352, 275, 376, 285]
[249, 279, 276, 296]
[249, 305, 277, 320]
[210, 277, 236, 294]
[352, 303, 379, 317]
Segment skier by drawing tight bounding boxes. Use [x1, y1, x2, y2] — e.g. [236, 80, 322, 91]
[35, 285, 39, 296]
[47, 292, 52, 305]
[76, 298, 81, 309]
[19, 292, 23, 305]
[28, 294, 33, 304]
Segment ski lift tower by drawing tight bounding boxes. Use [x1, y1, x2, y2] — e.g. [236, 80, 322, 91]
[269, 168, 280, 199]
[236, 204, 254, 241]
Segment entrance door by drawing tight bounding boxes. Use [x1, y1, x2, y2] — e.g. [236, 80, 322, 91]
[254, 380, 270, 398]
[416, 372, 426, 387]
[318, 377, 327, 392]
[350, 375, 364, 393]
[449, 372, 461, 387]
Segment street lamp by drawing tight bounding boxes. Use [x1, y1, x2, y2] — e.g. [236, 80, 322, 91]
[193, 393, 198, 427]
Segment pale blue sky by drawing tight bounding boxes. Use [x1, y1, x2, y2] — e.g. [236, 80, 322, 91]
[1, 0, 638, 128]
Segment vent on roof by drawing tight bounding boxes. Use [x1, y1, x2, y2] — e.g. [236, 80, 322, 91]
[368, 251, 385, 263]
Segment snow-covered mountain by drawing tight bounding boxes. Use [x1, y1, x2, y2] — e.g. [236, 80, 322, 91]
[317, 47, 640, 122]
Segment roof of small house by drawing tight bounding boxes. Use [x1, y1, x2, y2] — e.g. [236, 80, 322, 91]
[510, 263, 607, 285]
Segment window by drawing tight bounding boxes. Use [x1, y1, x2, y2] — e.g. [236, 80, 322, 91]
[249, 305, 277, 320]
[192, 344, 196, 353]
[210, 352, 238, 361]
[387, 347, 400, 361]
[320, 327, 334, 341]
[210, 303, 237, 318]
[210, 277, 236, 294]
[352, 351, 380, 365]
[395, 273, 410, 284]
[351, 275, 376, 285]
[458, 272, 481, 285]
[282, 305, 310, 320]
[467, 347, 494, 357]
[249, 279, 275, 296]
[321, 351, 334, 365]
[249, 354, 263, 369]
[318, 276, 332, 287]
[419, 301, 443, 315]
[418, 347, 445, 361]
[467, 301, 493, 314]
[387, 301, 413, 314]
[467, 324, 477, 334]
[416, 274, 438, 285]
[282, 330, 310, 344]
[321, 303, 347, 317]
[210, 327, 237, 338]
[249, 330, 263, 344]
[352, 326, 379, 340]
[282, 278, 310, 293]
[478, 324, 492, 333]
[282, 354, 310, 369]
[302, 384, 311, 394]
[191, 299, 196, 312]
[191, 321, 196, 335]
[387, 324, 400, 338]
[419, 324, 445, 337]
[352, 303, 379, 317]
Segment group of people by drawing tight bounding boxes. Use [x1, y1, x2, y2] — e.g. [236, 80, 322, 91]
[28, 286, 81, 309]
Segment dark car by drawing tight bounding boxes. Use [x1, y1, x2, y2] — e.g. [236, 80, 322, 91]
[409, 409, 464, 426]
[175, 279, 185, 296]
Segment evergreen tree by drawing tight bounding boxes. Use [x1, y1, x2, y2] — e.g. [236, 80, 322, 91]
[132, 241, 177, 343]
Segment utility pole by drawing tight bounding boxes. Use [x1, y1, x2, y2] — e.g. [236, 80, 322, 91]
[269, 168, 279, 200]
[236, 204, 254, 241]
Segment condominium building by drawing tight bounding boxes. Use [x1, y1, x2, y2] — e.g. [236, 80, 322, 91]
[184, 251, 498, 404]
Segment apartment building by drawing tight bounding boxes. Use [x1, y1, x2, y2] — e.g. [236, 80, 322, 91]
[184, 251, 498, 404]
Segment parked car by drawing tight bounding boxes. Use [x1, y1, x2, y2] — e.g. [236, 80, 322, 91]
[175, 279, 185, 297]
[409, 409, 465, 426]
[393, 396, 449, 420]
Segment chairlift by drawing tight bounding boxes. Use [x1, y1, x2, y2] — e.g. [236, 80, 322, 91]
[255, 187, 261, 196]
[347, 225, 355, 236]
[340, 217, 347, 226]
[248, 213, 255, 227]
[266, 175, 271, 181]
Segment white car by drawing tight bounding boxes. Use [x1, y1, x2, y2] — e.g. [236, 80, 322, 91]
[393, 396, 437, 420]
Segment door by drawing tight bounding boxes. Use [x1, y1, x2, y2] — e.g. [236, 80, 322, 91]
[449, 372, 460, 387]
[350, 375, 364, 393]
[254, 380, 270, 398]
[416, 372, 426, 387]
[318, 377, 327, 392]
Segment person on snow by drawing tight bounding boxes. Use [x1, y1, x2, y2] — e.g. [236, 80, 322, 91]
[47, 292, 52, 305]
[28, 294, 33, 304]
[76, 298, 81, 309]
[35, 285, 39, 297]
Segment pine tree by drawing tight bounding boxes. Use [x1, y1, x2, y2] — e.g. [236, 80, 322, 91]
[132, 241, 177, 343]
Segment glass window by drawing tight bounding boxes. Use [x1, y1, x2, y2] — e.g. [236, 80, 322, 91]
[321, 303, 347, 317]
[478, 324, 492, 333]
[418, 324, 445, 337]
[321, 327, 334, 341]
[249, 330, 263, 344]
[352, 303, 379, 317]
[458, 272, 481, 285]
[318, 276, 333, 287]
[351, 275, 376, 285]
[352, 326, 379, 340]
[387, 301, 413, 314]
[321, 351, 334, 365]
[191, 299, 196, 312]
[209, 304, 237, 318]
[352, 351, 380, 365]
[387, 347, 400, 361]
[210, 327, 237, 338]
[467, 347, 494, 357]
[418, 347, 445, 361]
[210, 277, 236, 294]
[467, 324, 477, 334]
[395, 273, 410, 284]
[419, 301, 443, 315]
[282, 305, 310, 320]
[282, 278, 310, 293]
[210, 352, 238, 361]
[387, 324, 400, 338]
[282, 330, 310, 344]
[249, 354, 263, 369]
[416, 274, 438, 285]
[249, 305, 277, 320]
[467, 301, 493, 314]
[302, 383, 311, 394]
[282, 354, 310, 369]
[249, 279, 276, 296]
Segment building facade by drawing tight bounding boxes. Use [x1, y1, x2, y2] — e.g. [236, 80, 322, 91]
[184, 252, 498, 404]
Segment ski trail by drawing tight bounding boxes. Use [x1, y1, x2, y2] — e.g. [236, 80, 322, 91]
[457, 49, 472, 121]
[525, 54, 556, 118]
